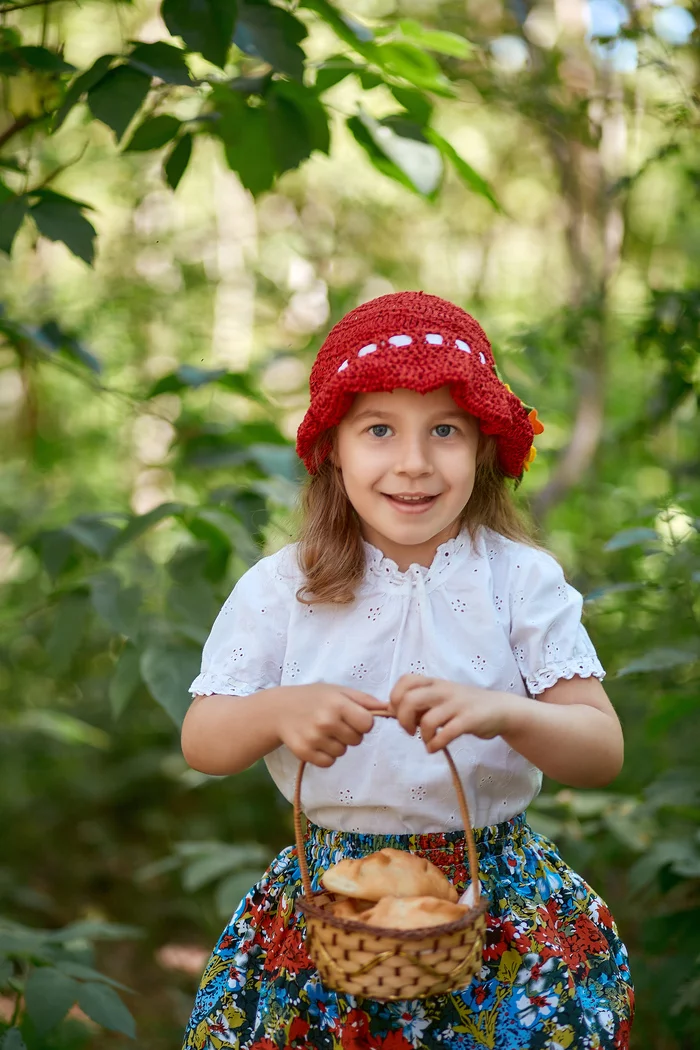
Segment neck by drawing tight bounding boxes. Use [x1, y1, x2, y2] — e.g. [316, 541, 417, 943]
[360, 520, 463, 572]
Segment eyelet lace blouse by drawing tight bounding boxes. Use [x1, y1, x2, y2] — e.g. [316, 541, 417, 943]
[189, 527, 605, 832]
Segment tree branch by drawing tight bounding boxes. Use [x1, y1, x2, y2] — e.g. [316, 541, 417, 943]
[0, 0, 69, 12]
[0, 115, 34, 150]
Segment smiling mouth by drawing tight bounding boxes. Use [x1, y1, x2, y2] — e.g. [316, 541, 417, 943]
[382, 493, 439, 507]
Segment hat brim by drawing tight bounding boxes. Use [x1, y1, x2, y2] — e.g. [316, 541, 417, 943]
[296, 344, 533, 478]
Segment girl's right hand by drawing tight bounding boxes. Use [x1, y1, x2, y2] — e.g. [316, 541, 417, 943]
[273, 683, 378, 767]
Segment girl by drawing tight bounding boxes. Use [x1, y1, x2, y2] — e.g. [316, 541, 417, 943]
[181, 292, 634, 1050]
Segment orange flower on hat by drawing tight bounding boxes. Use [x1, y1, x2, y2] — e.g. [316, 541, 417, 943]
[528, 408, 544, 435]
[523, 445, 537, 471]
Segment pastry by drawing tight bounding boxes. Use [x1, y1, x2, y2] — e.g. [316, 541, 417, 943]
[321, 848, 458, 903]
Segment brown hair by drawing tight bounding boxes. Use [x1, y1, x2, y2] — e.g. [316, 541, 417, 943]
[295, 432, 538, 605]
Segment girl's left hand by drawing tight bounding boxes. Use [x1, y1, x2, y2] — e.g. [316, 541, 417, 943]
[389, 674, 517, 752]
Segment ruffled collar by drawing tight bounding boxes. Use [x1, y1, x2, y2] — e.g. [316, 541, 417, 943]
[362, 530, 469, 587]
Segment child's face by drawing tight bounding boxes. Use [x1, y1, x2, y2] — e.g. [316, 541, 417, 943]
[334, 386, 480, 565]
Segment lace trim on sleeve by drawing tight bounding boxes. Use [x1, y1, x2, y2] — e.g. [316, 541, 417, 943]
[525, 655, 606, 697]
[189, 672, 260, 697]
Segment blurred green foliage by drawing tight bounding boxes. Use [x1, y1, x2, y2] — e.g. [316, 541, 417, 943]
[1, 0, 700, 1046]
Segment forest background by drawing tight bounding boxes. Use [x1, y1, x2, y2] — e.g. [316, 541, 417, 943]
[1, 0, 699, 1045]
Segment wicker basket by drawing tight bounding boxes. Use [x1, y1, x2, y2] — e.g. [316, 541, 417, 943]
[294, 712, 488, 1002]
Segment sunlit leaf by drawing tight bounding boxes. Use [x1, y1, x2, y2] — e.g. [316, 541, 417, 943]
[373, 41, 455, 96]
[425, 128, 501, 209]
[354, 110, 443, 197]
[110, 502, 185, 551]
[396, 19, 473, 58]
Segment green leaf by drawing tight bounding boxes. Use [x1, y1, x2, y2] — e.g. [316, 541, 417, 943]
[161, 0, 237, 69]
[1, 1029, 27, 1050]
[617, 648, 699, 676]
[353, 110, 443, 197]
[127, 41, 192, 85]
[234, 0, 307, 82]
[13, 45, 75, 74]
[89, 572, 142, 637]
[0, 958, 13, 986]
[347, 115, 418, 196]
[425, 127, 501, 210]
[110, 502, 185, 551]
[24, 967, 80, 1033]
[124, 114, 182, 151]
[37, 529, 74, 578]
[604, 526, 660, 551]
[33, 319, 102, 373]
[109, 645, 142, 719]
[31, 199, 96, 264]
[53, 53, 115, 130]
[396, 19, 473, 58]
[45, 593, 90, 675]
[16, 710, 110, 749]
[62, 514, 120, 554]
[315, 55, 362, 93]
[300, 0, 378, 63]
[390, 85, 433, 125]
[47, 919, 142, 943]
[373, 41, 455, 96]
[140, 644, 201, 725]
[182, 844, 267, 891]
[150, 364, 225, 391]
[215, 869, 265, 915]
[77, 981, 136, 1038]
[267, 79, 330, 170]
[55, 961, 133, 994]
[0, 193, 28, 255]
[87, 65, 151, 140]
[216, 91, 276, 195]
[164, 133, 193, 189]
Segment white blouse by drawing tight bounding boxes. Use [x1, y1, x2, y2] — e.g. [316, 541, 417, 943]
[189, 528, 605, 832]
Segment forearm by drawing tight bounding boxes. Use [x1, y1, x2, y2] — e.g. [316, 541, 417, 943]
[181, 688, 288, 775]
[500, 693, 624, 788]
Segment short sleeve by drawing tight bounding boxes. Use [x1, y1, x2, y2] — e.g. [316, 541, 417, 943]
[508, 546, 605, 697]
[189, 556, 290, 697]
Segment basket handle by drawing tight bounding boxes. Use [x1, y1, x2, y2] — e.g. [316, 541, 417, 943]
[293, 710, 481, 906]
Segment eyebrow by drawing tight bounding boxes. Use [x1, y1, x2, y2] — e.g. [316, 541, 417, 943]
[350, 408, 470, 424]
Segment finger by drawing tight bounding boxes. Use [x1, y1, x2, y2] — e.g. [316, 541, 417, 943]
[423, 716, 464, 753]
[317, 738, 348, 759]
[306, 748, 336, 768]
[419, 699, 460, 743]
[390, 674, 431, 706]
[340, 698, 375, 735]
[395, 685, 444, 735]
[333, 717, 365, 747]
[341, 688, 380, 711]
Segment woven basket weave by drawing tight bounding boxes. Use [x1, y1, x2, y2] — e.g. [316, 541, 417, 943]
[294, 712, 488, 1002]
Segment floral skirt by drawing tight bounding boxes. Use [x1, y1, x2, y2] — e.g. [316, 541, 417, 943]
[182, 813, 634, 1049]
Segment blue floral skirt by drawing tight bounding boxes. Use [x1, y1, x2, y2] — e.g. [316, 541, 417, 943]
[182, 813, 634, 1049]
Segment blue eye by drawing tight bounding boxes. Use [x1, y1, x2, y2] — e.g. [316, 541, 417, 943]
[369, 424, 391, 438]
[434, 424, 455, 438]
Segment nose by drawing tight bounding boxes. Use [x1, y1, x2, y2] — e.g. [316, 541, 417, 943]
[395, 433, 434, 478]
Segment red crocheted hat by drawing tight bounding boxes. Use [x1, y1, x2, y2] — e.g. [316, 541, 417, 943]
[296, 291, 541, 479]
